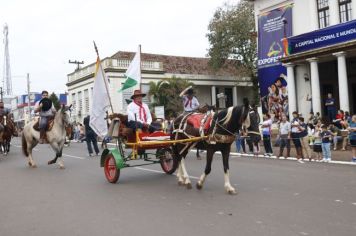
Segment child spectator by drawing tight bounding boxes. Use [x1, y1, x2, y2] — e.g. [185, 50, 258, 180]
[313, 123, 322, 162]
[320, 124, 332, 162]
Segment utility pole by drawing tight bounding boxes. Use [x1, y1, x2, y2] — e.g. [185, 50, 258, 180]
[69, 60, 84, 71]
[27, 73, 31, 121]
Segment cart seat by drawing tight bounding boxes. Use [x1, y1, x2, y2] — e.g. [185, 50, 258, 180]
[139, 131, 171, 141]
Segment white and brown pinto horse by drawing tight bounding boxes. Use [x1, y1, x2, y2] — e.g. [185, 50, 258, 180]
[22, 105, 71, 169]
[172, 100, 251, 194]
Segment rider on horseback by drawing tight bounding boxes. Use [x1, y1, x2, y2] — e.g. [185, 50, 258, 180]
[180, 86, 200, 112]
[0, 101, 10, 116]
[34, 90, 56, 144]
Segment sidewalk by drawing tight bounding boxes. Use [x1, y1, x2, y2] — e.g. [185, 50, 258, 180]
[230, 139, 355, 164]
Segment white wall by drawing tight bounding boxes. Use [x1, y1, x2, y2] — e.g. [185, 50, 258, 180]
[295, 64, 311, 117]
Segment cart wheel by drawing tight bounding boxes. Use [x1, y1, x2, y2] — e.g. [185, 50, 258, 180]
[104, 154, 120, 183]
[158, 148, 177, 174]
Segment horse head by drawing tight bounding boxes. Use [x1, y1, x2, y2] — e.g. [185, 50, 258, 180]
[56, 104, 72, 127]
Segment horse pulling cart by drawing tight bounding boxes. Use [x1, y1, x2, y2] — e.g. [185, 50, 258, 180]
[100, 115, 206, 183]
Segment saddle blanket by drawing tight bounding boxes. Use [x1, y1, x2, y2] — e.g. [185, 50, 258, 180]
[186, 113, 212, 133]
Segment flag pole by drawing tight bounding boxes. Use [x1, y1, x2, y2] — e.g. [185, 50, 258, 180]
[93, 41, 114, 113]
[139, 44, 142, 91]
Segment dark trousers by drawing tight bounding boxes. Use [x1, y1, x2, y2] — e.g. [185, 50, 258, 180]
[86, 132, 99, 155]
[327, 109, 336, 123]
[127, 120, 156, 133]
[279, 134, 290, 156]
[263, 134, 273, 154]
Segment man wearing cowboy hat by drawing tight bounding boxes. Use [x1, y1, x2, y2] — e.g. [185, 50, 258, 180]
[179, 86, 200, 112]
[34, 90, 56, 144]
[127, 89, 152, 131]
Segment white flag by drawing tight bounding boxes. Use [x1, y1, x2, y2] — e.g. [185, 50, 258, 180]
[90, 57, 111, 137]
[118, 45, 141, 92]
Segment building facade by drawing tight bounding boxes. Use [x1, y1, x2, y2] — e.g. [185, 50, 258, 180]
[66, 51, 253, 122]
[253, 0, 356, 117]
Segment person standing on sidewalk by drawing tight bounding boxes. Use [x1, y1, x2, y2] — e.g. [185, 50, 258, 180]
[278, 114, 291, 159]
[83, 115, 100, 157]
[320, 124, 332, 162]
[291, 111, 304, 163]
[261, 113, 273, 157]
[299, 117, 313, 161]
[348, 115, 356, 162]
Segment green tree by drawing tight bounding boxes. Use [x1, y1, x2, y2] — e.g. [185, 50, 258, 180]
[49, 92, 61, 111]
[207, 0, 259, 105]
[149, 77, 193, 117]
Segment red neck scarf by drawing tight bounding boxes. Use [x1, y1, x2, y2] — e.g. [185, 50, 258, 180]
[134, 101, 147, 122]
[184, 97, 192, 108]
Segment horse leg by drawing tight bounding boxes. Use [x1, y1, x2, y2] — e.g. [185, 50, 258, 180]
[180, 158, 192, 189]
[57, 148, 65, 169]
[221, 147, 236, 195]
[27, 144, 37, 168]
[196, 147, 214, 190]
[48, 143, 65, 169]
[177, 161, 185, 186]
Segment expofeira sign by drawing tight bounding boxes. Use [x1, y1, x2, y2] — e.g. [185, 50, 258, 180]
[288, 19, 356, 54]
[257, 4, 293, 114]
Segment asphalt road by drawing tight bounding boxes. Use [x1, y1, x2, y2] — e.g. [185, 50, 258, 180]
[0, 137, 356, 236]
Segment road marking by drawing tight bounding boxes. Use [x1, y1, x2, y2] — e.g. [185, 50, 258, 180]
[13, 144, 39, 151]
[62, 154, 86, 160]
[134, 166, 199, 180]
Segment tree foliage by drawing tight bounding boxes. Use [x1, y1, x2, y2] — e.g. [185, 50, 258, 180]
[207, 0, 259, 104]
[148, 77, 193, 118]
[49, 92, 61, 111]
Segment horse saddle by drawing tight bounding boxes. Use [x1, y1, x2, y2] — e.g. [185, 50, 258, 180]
[186, 113, 213, 134]
[33, 117, 55, 132]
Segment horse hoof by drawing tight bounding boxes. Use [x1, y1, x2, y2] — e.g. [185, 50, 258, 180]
[227, 189, 237, 195]
[196, 182, 203, 190]
[31, 164, 37, 168]
[48, 160, 56, 165]
[28, 162, 32, 167]
[178, 181, 184, 186]
[59, 166, 65, 169]
[186, 183, 192, 189]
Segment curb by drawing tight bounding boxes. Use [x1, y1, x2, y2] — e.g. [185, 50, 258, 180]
[191, 150, 356, 166]
[101, 142, 356, 166]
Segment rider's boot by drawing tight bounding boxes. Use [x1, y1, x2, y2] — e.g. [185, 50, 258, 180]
[39, 129, 45, 144]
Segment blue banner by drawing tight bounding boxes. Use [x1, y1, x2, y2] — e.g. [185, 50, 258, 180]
[289, 19, 356, 54]
[257, 4, 293, 116]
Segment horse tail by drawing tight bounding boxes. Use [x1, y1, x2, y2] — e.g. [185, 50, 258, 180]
[22, 133, 29, 157]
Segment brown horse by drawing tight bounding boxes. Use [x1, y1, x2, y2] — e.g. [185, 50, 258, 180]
[0, 114, 18, 155]
[172, 99, 251, 194]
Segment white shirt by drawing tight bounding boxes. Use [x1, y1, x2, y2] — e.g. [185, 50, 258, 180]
[127, 102, 152, 124]
[182, 95, 199, 112]
[279, 121, 291, 135]
[262, 119, 272, 135]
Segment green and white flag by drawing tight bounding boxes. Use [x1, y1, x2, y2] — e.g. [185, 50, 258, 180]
[119, 46, 141, 92]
